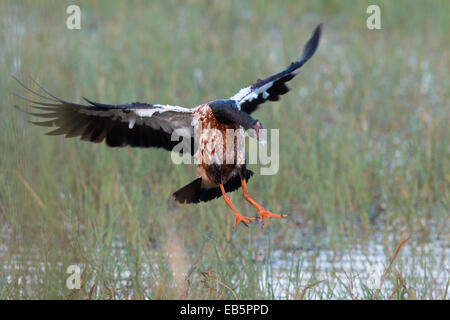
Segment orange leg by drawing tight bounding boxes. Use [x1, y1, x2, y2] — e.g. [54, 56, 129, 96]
[241, 179, 288, 224]
[220, 184, 256, 227]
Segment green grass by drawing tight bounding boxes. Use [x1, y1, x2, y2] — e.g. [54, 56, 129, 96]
[0, 0, 448, 299]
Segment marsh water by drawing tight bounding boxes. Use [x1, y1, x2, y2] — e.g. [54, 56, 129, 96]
[2, 220, 448, 299]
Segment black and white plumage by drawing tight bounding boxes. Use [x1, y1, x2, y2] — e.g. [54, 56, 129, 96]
[230, 23, 321, 114]
[14, 24, 321, 227]
[14, 77, 194, 151]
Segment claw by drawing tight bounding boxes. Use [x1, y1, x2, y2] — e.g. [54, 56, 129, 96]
[241, 178, 287, 225]
[257, 208, 288, 225]
[233, 213, 256, 228]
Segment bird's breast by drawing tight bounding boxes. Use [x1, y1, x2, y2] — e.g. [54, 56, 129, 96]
[192, 104, 245, 186]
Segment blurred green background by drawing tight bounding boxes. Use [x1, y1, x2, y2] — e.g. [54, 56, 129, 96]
[0, 0, 448, 299]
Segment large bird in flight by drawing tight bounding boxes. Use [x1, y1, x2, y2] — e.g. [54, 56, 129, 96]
[14, 24, 321, 227]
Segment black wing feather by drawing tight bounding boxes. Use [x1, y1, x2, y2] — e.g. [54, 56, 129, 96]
[13, 79, 195, 154]
[231, 24, 321, 114]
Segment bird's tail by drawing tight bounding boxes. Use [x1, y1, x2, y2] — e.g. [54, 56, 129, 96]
[172, 170, 253, 204]
[172, 178, 203, 204]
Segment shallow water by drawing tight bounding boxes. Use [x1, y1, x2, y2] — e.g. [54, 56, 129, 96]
[1, 223, 448, 299]
[264, 237, 449, 299]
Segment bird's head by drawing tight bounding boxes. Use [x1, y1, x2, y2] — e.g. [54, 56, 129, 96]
[209, 100, 266, 143]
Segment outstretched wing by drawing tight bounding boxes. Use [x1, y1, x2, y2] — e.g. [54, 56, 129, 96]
[230, 24, 321, 114]
[13, 77, 194, 153]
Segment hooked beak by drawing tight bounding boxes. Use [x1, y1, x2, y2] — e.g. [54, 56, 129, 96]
[248, 121, 266, 145]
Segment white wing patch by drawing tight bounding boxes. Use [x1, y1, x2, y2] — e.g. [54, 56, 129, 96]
[77, 104, 193, 133]
[128, 115, 136, 129]
[134, 104, 192, 117]
[229, 87, 251, 105]
[230, 81, 274, 109]
[228, 24, 322, 114]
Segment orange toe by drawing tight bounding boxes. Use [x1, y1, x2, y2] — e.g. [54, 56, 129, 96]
[234, 213, 256, 228]
[240, 179, 287, 225]
[257, 209, 288, 224]
[220, 183, 256, 228]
